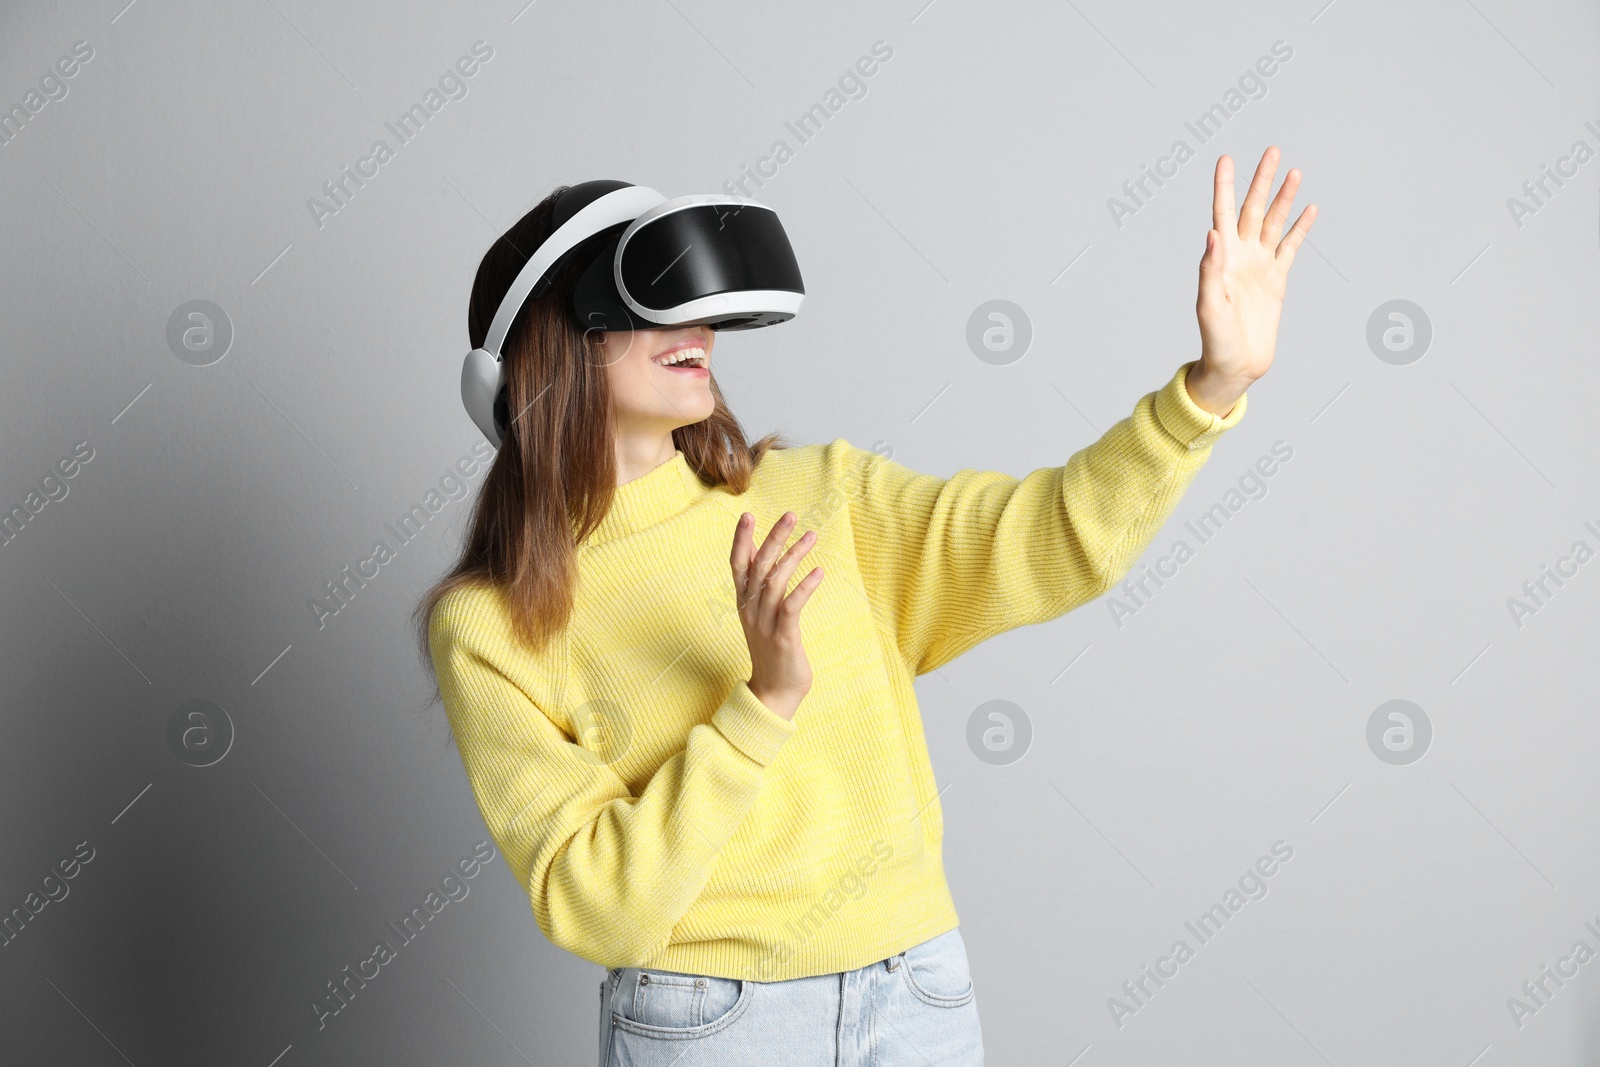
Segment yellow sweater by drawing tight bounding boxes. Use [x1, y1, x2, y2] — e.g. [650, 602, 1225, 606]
[429, 359, 1246, 981]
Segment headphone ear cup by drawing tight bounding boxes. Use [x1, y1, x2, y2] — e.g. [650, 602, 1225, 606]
[492, 385, 510, 441]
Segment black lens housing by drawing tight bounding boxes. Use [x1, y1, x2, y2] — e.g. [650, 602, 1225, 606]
[571, 203, 803, 332]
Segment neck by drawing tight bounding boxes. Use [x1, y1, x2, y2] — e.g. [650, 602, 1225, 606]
[586, 445, 706, 547]
[613, 428, 679, 487]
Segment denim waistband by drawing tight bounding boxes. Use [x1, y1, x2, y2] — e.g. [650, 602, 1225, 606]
[608, 945, 909, 988]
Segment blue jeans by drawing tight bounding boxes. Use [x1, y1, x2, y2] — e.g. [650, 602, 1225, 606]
[599, 926, 983, 1065]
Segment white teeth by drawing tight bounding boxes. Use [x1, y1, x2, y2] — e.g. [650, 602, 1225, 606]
[655, 346, 705, 367]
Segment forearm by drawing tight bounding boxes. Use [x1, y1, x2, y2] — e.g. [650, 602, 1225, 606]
[1054, 361, 1243, 595]
[432, 607, 797, 967]
[527, 680, 793, 966]
[838, 360, 1248, 675]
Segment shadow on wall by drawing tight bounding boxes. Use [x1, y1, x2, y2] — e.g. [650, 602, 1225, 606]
[0, 430, 597, 1064]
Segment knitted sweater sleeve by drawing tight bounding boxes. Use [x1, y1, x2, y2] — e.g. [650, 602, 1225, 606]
[429, 598, 796, 967]
[838, 360, 1248, 675]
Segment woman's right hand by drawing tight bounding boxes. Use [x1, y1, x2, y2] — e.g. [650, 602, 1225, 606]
[729, 511, 823, 722]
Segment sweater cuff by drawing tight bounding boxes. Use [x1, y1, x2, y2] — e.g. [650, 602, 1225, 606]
[1155, 360, 1249, 451]
[711, 680, 797, 767]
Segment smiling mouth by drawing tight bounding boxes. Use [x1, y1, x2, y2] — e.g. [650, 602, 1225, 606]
[651, 346, 707, 369]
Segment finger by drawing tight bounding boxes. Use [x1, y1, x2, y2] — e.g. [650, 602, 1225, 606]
[1274, 204, 1318, 270]
[779, 568, 825, 623]
[760, 531, 816, 618]
[745, 512, 796, 605]
[753, 513, 795, 576]
[1199, 227, 1220, 276]
[1237, 146, 1279, 241]
[729, 512, 754, 600]
[732, 515, 755, 607]
[1211, 155, 1237, 237]
[1260, 166, 1301, 248]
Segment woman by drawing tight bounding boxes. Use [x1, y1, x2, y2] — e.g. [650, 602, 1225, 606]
[415, 146, 1316, 1065]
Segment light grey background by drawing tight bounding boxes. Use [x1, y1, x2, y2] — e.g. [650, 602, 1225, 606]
[2, 0, 1596, 1063]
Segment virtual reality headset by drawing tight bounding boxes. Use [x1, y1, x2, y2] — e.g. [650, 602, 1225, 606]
[461, 179, 805, 447]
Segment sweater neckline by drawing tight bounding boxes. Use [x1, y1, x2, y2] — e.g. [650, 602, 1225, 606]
[585, 450, 709, 547]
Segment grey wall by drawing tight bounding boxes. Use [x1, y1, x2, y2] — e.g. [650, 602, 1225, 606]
[2, 0, 1597, 1063]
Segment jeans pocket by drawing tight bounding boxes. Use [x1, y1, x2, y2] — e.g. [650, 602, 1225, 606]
[900, 928, 976, 1008]
[610, 966, 749, 1038]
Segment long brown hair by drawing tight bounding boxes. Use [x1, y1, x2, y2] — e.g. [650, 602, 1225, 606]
[412, 185, 787, 695]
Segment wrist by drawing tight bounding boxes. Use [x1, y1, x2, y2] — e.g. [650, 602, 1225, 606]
[1186, 360, 1251, 418]
[747, 681, 801, 722]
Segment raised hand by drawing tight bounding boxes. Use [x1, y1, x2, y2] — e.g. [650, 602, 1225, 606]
[1189, 145, 1318, 416]
[729, 511, 824, 722]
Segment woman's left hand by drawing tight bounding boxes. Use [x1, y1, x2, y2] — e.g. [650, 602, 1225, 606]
[1188, 145, 1318, 417]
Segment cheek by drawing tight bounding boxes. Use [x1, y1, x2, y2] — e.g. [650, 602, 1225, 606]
[604, 357, 667, 414]
[603, 357, 642, 399]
